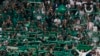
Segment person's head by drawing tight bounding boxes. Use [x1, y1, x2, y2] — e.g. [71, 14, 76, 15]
[81, 50, 85, 52]
[64, 44, 68, 50]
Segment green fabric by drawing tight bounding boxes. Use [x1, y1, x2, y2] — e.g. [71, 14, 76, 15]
[71, 30, 78, 36]
[53, 51, 72, 56]
[0, 46, 6, 50]
[66, 27, 78, 36]
[56, 4, 67, 13]
[77, 44, 93, 51]
[25, 22, 30, 27]
[12, 17, 18, 26]
[2, 13, 8, 20]
[53, 51, 64, 56]
[66, 28, 71, 35]
[18, 46, 28, 52]
[12, 10, 17, 17]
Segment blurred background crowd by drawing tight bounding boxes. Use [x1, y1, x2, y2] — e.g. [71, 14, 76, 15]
[0, 0, 100, 56]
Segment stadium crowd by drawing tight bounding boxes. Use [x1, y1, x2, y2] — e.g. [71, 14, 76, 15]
[0, 0, 100, 56]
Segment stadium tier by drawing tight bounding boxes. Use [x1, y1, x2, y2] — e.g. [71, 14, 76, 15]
[0, 0, 100, 56]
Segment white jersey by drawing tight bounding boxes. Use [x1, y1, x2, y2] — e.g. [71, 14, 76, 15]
[78, 52, 89, 56]
[75, 49, 92, 56]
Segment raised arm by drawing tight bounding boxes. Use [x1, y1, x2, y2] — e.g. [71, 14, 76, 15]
[72, 45, 80, 53]
[86, 46, 96, 54]
[74, 48, 80, 53]
[85, 49, 92, 54]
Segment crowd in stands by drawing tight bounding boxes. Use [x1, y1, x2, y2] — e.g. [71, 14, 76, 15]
[0, 0, 100, 56]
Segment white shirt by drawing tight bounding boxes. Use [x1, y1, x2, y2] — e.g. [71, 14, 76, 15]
[7, 46, 18, 50]
[93, 26, 98, 32]
[76, 49, 92, 56]
[95, 16, 100, 22]
[96, 47, 100, 54]
[70, 0, 74, 5]
[66, 4, 71, 8]
[79, 10, 85, 16]
[87, 22, 94, 30]
[37, 15, 42, 20]
[3, 40, 8, 45]
[54, 18, 61, 26]
[47, 0, 50, 4]
[75, 10, 85, 19]
[0, 28, 2, 31]
[76, 2, 82, 6]
[78, 52, 88, 56]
